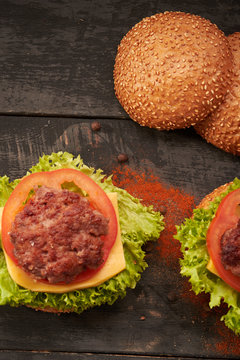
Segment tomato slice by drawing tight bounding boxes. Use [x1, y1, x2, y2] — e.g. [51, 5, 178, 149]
[207, 188, 240, 292]
[1, 168, 118, 285]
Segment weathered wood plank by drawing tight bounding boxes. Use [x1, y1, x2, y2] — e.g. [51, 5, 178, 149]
[0, 351, 229, 360]
[0, 116, 238, 359]
[0, 0, 239, 117]
[0, 116, 237, 198]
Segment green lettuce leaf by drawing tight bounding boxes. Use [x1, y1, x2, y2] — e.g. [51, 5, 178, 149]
[0, 152, 164, 313]
[175, 178, 240, 334]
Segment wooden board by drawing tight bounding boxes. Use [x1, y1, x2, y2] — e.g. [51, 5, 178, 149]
[0, 0, 239, 118]
[0, 116, 239, 360]
[0, 0, 239, 359]
[0, 353, 229, 360]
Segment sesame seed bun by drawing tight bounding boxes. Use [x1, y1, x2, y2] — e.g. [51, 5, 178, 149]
[114, 11, 233, 130]
[195, 33, 240, 156]
[28, 306, 71, 313]
[197, 182, 232, 209]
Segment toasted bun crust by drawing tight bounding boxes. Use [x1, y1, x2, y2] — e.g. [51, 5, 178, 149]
[197, 182, 232, 209]
[114, 11, 233, 130]
[195, 33, 240, 156]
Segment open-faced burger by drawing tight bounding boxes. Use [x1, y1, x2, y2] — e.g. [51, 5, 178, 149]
[175, 178, 240, 334]
[0, 152, 164, 313]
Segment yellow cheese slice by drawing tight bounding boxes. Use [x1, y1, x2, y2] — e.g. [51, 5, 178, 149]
[1, 193, 126, 293]
[207, 257, 220, 277]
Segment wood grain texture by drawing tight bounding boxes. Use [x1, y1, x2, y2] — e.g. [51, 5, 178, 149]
[0, 116, 239, 359]
[0, 1, 239, 359]
[0, 352, 228, 360]
[0, 0, 239, 117]
[0, 116, 238, 201]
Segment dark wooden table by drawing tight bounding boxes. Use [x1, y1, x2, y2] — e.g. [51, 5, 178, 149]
[0, 1, 239, 359]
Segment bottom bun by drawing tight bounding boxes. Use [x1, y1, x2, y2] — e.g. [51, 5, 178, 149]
[28, 306, 72, 313]
[197, 182, 232, 209]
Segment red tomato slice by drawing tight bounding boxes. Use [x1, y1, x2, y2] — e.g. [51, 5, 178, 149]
[1, 168, 118, 285]
[207, 188, 240, 292]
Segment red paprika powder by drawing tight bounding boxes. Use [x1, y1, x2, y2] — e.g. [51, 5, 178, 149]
[205, 310, 240, 355]
[112, 165, 240, 355]
[112, 165, 196, 266]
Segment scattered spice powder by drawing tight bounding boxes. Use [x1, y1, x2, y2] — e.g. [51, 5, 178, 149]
[112, 165, 240, 355]
[214, 319, 240, 355]
[205, 308, 240, 356]
[180, 279, 211, 319]
[181, 279, 240, 354]
[112, 165, 196, 266]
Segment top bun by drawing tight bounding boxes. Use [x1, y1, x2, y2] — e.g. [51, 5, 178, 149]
[114, 11, 233, 130]
[195, 32, 240, 156]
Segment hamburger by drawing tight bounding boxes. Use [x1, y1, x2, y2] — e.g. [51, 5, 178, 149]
[114, 11, 233, 130]
[175, 178, 240, 334]
[0, 152, 164, 313]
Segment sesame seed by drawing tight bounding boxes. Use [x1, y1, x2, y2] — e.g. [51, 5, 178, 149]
[114, 10, 234, 131]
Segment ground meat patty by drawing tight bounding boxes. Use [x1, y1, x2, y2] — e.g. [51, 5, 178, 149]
[10, 186, 109, 284]
[220, 219, 240, 276]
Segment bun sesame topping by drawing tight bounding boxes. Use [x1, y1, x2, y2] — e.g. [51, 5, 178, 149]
[114, 11, 233, 130]
[197, 182, 232, 209]
[195, 32, 240, 156]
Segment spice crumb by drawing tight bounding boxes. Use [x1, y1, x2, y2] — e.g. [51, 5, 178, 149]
[91, 121, 101, 131]
[117, 153, 129, 163]
[112, 166, 196, 266]
[144, 241, 155, 253]
[167, 291, 178, 302]
[159, 205, 167, 215]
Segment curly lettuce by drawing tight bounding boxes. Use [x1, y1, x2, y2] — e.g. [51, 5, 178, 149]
[175, 178, 240, 334]
[0, 152, 164, 313]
